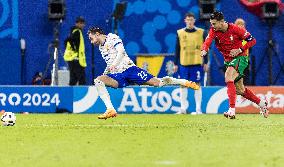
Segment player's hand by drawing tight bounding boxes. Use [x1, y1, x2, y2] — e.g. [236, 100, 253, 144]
[201, 50, 207, 57]
[230, 49, 242, 57]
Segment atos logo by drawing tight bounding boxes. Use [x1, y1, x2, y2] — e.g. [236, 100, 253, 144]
[118, 88, 182, 113]
[0, 0, 18, 38]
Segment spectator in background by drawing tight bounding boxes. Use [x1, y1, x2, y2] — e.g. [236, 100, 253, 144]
[32, 72, 51, 85]
[235, 18, 245, 28]
[175, 13, 209, 115]
[64, 16, 87, 85]
[32, 72, 43, 85]
[234, 18, 250, 85]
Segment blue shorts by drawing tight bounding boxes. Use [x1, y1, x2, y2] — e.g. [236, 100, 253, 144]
[179, 65, 204, 83]
[107, 66, 154, 88]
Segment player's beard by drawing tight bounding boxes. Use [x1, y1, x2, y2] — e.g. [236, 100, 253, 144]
[91, 40, 99, 45]
[214, 27, 221, 31]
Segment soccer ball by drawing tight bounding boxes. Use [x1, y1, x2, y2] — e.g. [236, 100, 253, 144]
[1, 112, 16, 126]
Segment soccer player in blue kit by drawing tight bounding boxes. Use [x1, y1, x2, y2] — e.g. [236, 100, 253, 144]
[88, 27, 200, 119]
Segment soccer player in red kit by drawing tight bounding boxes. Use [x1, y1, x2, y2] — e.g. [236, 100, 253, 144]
[201, 11, 269, 119]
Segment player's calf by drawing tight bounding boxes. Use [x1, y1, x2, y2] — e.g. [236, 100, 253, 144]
[158, 76, 200, 90]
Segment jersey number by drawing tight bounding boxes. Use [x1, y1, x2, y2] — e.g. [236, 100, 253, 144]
[138, 71, 148, 80]
[196, 71, 201, 81]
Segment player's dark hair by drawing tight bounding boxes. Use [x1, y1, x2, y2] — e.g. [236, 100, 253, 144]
[76, 16, 85, 23]
[185, 12, 195, 19]
[210, 11, 224, 21]
[87, 27, 105, 35]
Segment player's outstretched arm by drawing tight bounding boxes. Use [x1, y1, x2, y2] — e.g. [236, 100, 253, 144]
[201, 28, 214, 56]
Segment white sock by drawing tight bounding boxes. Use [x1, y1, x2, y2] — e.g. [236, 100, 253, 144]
[229, 107, 235, 114]
[194, 88, 202, 113]
[94, 79, 114, 110]
[158, 78, 165, 87]
[180, 88, 188, 112]
[258, 99, 266, 107]
[159, 76, 186, 86]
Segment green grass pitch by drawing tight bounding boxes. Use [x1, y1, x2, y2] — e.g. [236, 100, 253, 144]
[1, 114, 284, 167]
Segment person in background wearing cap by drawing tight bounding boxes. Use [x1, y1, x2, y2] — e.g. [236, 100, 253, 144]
[64, 16, 86, 85]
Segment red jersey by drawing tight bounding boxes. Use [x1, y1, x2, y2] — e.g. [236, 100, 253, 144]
[202, 23, 256, 62]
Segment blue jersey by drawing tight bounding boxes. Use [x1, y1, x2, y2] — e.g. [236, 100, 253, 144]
[107, 66, 154, 88]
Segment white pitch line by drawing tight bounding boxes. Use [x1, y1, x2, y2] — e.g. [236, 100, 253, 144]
[24, 124, 177, 128]
[155, 160, 177, 166]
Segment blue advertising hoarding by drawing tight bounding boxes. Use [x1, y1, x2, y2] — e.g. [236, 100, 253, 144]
[73, 86, 229, 114]
[2, 86, 282, 114]
[0, 86, 72, 113]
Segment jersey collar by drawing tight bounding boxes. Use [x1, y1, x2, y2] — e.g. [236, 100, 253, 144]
[184, 27, 197, 32]
[101, 35, 108, 47]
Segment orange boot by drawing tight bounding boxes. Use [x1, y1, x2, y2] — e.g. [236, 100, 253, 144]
[98, 109, 117, 120]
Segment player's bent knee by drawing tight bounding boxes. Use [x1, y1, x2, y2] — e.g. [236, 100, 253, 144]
[225, 74, 235, 83]
[96, 75, 107, 81]
[94, 75, 109, 85]
[225, 77, 233, 83]
[94, 78, 105, 86]
[95, 75, 119, 88]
